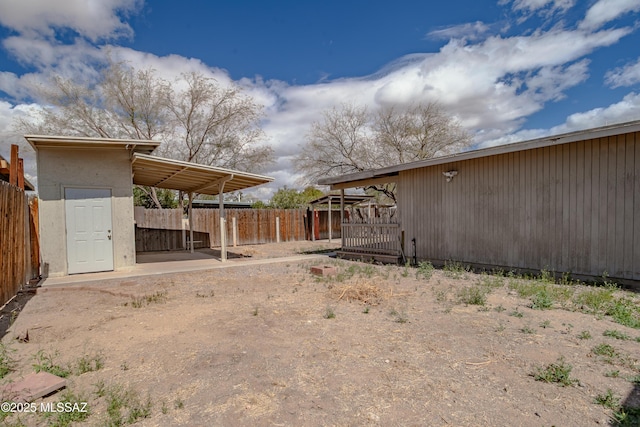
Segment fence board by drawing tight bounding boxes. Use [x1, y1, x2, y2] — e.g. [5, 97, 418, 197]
[0, 181, 39, 306]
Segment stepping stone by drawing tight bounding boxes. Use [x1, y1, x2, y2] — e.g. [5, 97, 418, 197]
[0, 372, 66, 402]
[310, 265, 337, 276]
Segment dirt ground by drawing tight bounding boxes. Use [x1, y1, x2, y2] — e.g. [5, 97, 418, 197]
[2, 241, 639, 426]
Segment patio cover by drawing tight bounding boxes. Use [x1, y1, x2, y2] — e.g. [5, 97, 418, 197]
[131, 153, 273, 195]
[307, 194, 375, 243]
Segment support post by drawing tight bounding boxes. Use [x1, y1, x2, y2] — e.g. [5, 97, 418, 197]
[219, 181, 227, 262]
[188, 192, 194, 253]
[182, 218, 187, 250]
[220, 217, 227, 261]
[328, 197, 332, 243]
[340, 189, 345, 248]
[311, 204, 315, 242]
[276, 216, 281, 243]
[232, 217, 237, 247]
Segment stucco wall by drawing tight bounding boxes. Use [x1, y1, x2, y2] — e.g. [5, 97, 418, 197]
[37, 147, 135, 277]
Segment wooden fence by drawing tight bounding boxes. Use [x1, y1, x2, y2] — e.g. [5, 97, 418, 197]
[0, 181, 39, 306]
[341, 221, 401, 256]
[134, 208, 307, 252]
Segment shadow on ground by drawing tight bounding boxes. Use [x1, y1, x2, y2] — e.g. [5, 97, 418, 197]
[136, 248, 250, 264]
[611, 384, 640, 426]
[0, 282, 39, 338]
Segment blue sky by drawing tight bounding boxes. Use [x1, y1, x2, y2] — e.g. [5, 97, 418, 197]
[1, 0, 639, 199]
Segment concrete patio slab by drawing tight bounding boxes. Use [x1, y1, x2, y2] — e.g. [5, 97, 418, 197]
[40, 253, 334, 287]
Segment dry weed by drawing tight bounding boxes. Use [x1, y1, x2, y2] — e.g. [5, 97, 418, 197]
[328, 279, 392, 306]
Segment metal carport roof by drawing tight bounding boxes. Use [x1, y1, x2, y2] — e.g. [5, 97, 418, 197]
[131, 153, 273, 195]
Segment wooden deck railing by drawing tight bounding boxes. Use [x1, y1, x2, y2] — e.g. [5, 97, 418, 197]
[341, 222, 401, 256]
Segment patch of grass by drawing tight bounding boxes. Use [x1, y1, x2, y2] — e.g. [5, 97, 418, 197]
[415, 261, 434, 280]
[391, 310, 408, 323]
[592, 343, 618, 358]
[573, 288, 615, 312]
[605, 298, 640, 329]
[521, 325, 534, 334]
[591, 344, 638, 371]
[539, 320, 552, 329]
[532, 357, 578, 386]
[578, 330, 592, 340]
[434, 289, 448, 303]
[604, 370, 620, 378]
[174, 398, 184, 410]
[494, 304, 506, 313]
[0, 343, 15, 379]
[323, 307, 335, 319]
[509, 308, 524, 318]
[94, 380, 107, 397]
[537, 269, 557, 284]
[530, 289, 554, 310]
[603, 330, 631, 341]
[125, 291, 168, 308]
[509, 281, 546, 298]
[33, 350, 71, 378]
[252, 307, 259, 316]
[612, 406, 640, 426]
[443, 260, 470, 279]
[401, 262, 410, 278]
[75, 353, 104, 375]
[478, 273, 505, 289]
[102, 384, 152, 426]
[594, 389, 621, 409]
[457, 286, 487, 306]
[195, 290, 214, 298]
[362, 306, 370, 314]
[42, 390, 90, 427]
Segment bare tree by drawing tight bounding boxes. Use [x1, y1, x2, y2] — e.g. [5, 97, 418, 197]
[295, 102, 471, 202]
[16, 62, 274, 207]
[161, 72, 272, 172]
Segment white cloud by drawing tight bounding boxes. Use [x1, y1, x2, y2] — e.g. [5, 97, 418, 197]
[500, 0, 575, 18]
[427, 22, 491, 41]
[0, 101, 39, 184]
[0, 0, 142, 42]
[479, 92, 640, 147]
[579, 0, 640, 30]
[605, 57, 640, 88]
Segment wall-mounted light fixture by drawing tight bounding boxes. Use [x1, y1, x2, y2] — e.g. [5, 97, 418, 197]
[443, 170, 458, 182]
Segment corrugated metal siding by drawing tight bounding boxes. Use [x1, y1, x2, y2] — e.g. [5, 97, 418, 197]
[397, 132, 639, 281]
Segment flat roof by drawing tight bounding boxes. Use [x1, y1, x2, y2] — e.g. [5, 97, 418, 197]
[25, 135, 159, 154]
[319, 119, 640, 187]
[308, 194, 375, 206]
[25, 135, 273, 195]
[132, 153, 273, 195]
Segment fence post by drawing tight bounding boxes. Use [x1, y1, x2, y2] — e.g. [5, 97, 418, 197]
[232, 216, 237, 247]
[276, 216, 281, 243]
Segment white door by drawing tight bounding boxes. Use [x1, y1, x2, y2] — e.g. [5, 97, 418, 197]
[65, 188, 114, 274]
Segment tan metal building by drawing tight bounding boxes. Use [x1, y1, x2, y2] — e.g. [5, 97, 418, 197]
[27, 135, 273, 278]
[319, 121, 640, 284]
